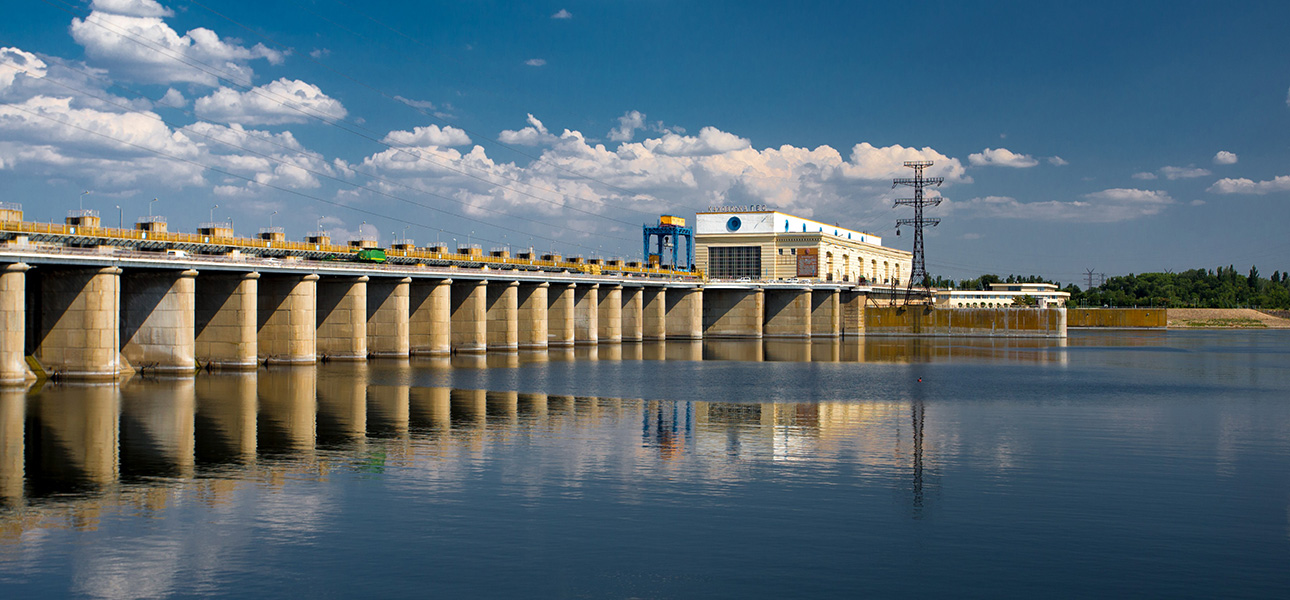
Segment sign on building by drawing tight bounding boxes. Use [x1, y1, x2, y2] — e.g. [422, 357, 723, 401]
[796, 248, 818, 277]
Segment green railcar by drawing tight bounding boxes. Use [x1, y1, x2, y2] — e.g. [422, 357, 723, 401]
[355, 248, 387, 263]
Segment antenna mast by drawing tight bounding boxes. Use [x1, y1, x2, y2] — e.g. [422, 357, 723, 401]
[893, 161, 944, 303]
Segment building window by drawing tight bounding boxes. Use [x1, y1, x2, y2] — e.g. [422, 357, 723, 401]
[709, 246, 762, 278]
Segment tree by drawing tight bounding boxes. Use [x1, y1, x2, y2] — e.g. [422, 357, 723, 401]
[1012, 294, 1038, 307]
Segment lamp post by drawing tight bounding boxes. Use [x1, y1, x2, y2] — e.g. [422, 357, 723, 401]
[79, 190, 90, 211]
[210, 204, 219, 223]
[269, 210, 277, 227]
[115, 205, 121, 229]
[149, 197, 158, 216]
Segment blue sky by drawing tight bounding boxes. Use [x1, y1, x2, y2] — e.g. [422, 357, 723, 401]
[2, 0, 1288, 285]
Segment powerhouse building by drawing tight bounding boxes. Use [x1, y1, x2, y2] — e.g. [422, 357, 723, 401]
[694, 207, 913, 284]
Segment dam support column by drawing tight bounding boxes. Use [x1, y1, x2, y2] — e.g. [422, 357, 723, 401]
[642, 287, 666, 341]
[841, 290, 866, 337]
[518, 282, 549, 350]
[450, 280, 487, 354]
[764, 288, 811, 338]
[367, 277, 411, 357]
[811, 288, 841, 337]
[410, 279, 451, 356]
[0, 263, 33, 384]
[548, 283, 575, 347]
[121, 269, 198, 374]
[574, 284, 598, 345]
[486, 281, 519, 351]
[597, 285, 623, 343]
[316, 276, 368, 361]
[195, 272, 258, 370]
[621, 287, 644, 342]
[257, 273, 318, 365]
[31, 266, 128, 380]
[665, 287, 703, 340]
[702, 288, 764, 338]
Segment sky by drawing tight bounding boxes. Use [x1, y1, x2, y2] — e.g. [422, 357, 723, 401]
[1, 0, 1288, 286]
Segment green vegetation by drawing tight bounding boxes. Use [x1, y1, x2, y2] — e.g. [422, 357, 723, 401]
[932, 266, 1290, 309]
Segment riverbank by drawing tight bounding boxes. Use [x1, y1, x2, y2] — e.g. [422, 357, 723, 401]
[1167, 308, 1290, 328]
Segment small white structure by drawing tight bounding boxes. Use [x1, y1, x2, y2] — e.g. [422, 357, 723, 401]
[935, 283, 1070, 308]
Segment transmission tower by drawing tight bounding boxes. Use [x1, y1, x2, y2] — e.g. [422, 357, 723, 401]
[1085, 268, 1097, 290]
[893, 161, 944, 304]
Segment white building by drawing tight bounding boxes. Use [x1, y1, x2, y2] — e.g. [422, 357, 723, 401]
[935, 283, 1070, 308]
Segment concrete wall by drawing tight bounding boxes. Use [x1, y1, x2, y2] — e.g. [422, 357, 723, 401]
[764, 289, 811, 338]
[367, 277, 411, 357]
[257, 274, 318, 364]
[195, 272, 258, 370]
[865, 306, 1067, 338]
[703, 288, 764, 338]
[1068, 308, 1166, 328]
[121, 269, 197, 373]
[0, 264, 32, 383]
[450, 280, 487, 353]
[518, 282, 549, 350]
[409, 279, 450, 355]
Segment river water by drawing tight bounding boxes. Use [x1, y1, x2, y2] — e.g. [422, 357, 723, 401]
[1, 331, 1288, 598]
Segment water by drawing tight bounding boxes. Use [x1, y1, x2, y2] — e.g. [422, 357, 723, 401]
[1, 331, 1288, 598]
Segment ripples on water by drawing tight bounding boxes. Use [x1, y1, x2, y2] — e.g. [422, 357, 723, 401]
[1, 332, 1289, 598]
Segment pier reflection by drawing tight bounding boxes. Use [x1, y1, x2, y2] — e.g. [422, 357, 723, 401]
[0, 369, 941, 539]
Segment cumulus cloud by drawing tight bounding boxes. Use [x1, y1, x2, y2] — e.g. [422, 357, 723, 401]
[608, 110, 645, 142]
[499, 113, 559, 145]
[1047, 156, 1069, 166]
[382, 124, 471, 147]
[1213, 151, 1238, 165]
[0, 47, 48, 90]
[955, 188, 1173, 223]
[524, 58, 547, 67]
[156, 87, 185, 108]
[70, 8, 282, 86]
[1159, 165, 1211, 180]
[194, 79, 347, 125]
[968, 147, 1039, 168]
[552, 9, 572, 19]
[644, 127, 750, 156]
[309, 48, 330, 60]
[1132, 171, 1157, 180]
[1207, 176, 1290, 195]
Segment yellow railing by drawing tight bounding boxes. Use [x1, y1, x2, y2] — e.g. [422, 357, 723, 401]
[0, 220, 700, 279]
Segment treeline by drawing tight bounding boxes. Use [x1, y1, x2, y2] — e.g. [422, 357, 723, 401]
[933, 266, 1290, 309]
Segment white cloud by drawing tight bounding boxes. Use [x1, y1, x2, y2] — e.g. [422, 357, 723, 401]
[499, 113, 558, 145]
[608, 110, 645, 142]
[309, 48, 330, 60]
[838, 142, 967, 182]
[382, 124, 471, 147]
[1047, 156, 1068, 166]
[156, 87, 185, 108]
[524, 58, 547, 67]
[0, 47, 48, 90]
[1159, 165, 1211, 180]
[954, 188, 1173, 223]
[194, 79, 347, 125]
[552, 9, 573, 19]
[1132, 171, 1157, 180]
[70, 9, 282, 86]
[644, 127, 750, 156]
[90, 0, 174, 18]
[968, 147, 1039, 168]
[1207, 175, 1290, 195]
[394, 95, 435, 111]
[1190, 199, 1205, 206]
[1213, 151, 1238, 165]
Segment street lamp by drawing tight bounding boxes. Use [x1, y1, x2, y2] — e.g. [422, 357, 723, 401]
[149, 197, 158, 216]
[210, 204, 219, 223]
[79, 190, 91, 211]
[269, 210, 277, 227]
[115, 205, 121, 229]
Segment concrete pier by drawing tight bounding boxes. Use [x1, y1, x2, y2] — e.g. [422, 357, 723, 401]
[486, 281, 519, 351]
[703, 288, 764, 338]
[764, 288, 811, 338]
[518, 282, 549, 350]
[810, 288, 841, 337]
[409, 279, 451, 356]
[257, 273, 318, 365]
[597, 285, 623, 343]
[548, 283, 575, 347]
[0, 263, 32, 384]
[621, 287, 644, 342]
[121, 269, 198, 374]
[316, 276, 368, 361]
[642, 288, 666, 341]
[32, 266, 128, 380]
[367, 277, 411, 357]
[196, 272, 259, 370]
[574, 284, 598, 345]
[450, 280, 487, 354]
[841, 290, 866, 337]
[665, 287, 703, 340]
